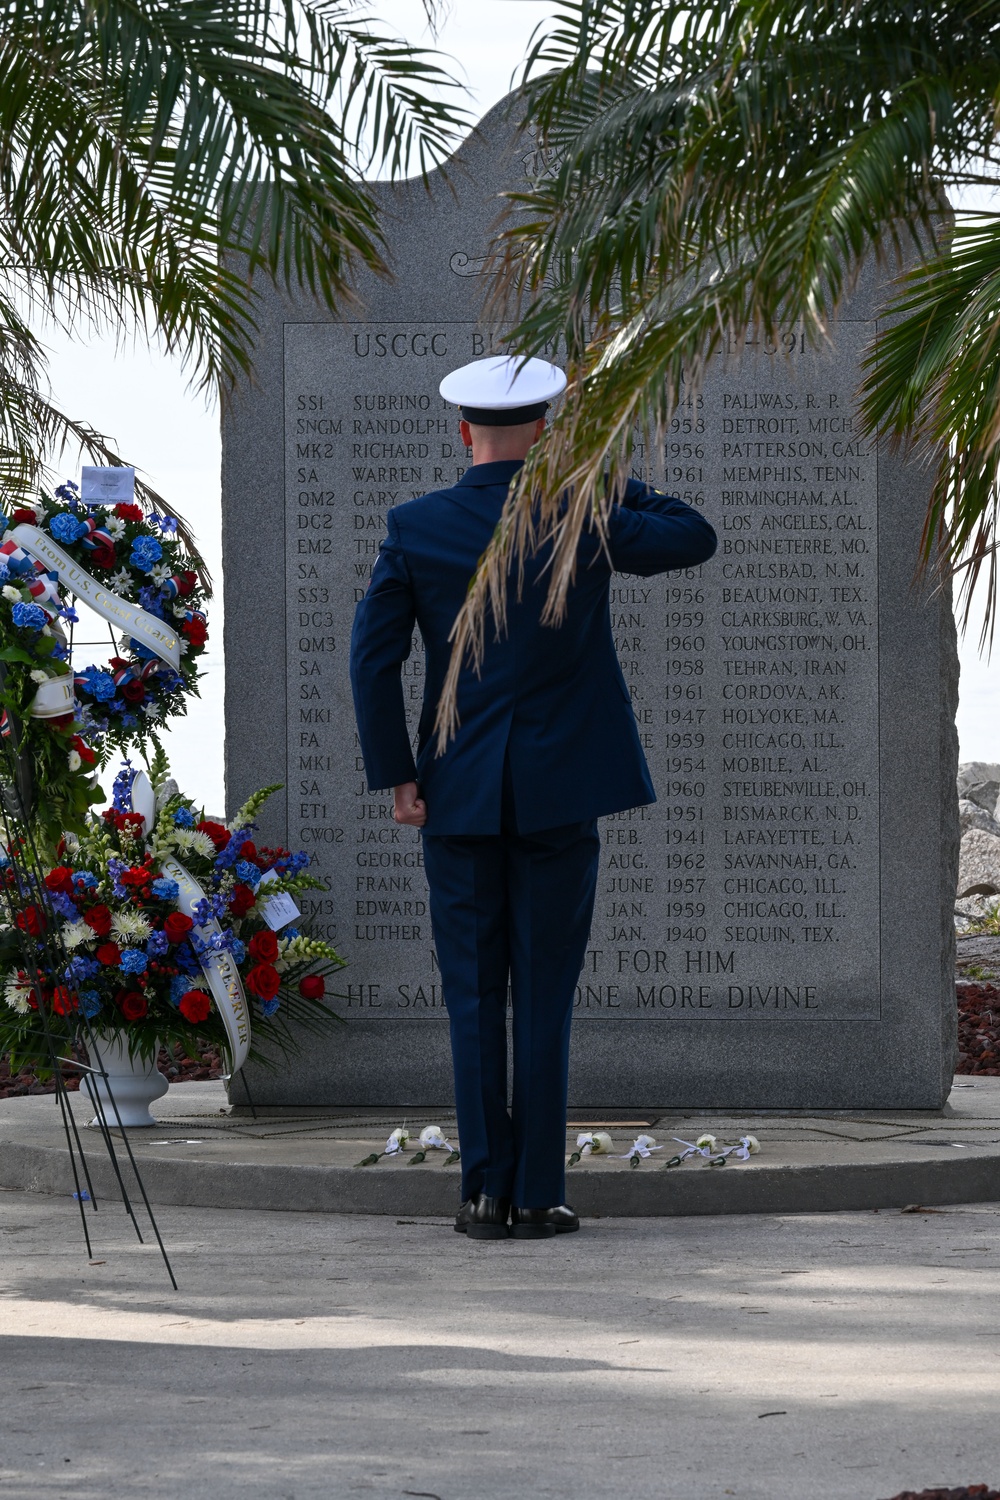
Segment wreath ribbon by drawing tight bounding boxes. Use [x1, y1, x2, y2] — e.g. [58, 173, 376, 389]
[158, 853, 252, 1076]
[11, 523, 181, 670]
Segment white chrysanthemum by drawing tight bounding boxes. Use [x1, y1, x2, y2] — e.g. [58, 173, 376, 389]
[111, 570, 133, 593]
[149, 564, 173, 585]
[4, 974, 32, 1013]
[2, 585, 20, 603]
[696, 1134, 718, 1152]
[105, 517, 126, 538]
[61, 921, 93, 950]
[142, 703, 161, 718]
[29, 669, 48, 684]
[67, 749, 81, 772]
[111, 910, 151, 943]
[177, 638, 189, 656]
[172, 828, 215, 858]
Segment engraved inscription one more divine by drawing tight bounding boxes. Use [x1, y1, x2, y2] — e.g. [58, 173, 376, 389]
[284, 322, 878, 1019]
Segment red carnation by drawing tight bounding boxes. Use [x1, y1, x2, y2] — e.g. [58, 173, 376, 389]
[178, 990, 211, 1024]
[228, 883, 255, 917]
[197, 820, 230, 851]
[115, 503, 143, 522]
[248, 929, 279, 964]
[121, 679, 146, 704]
[121, 867, 149, 889]
[299, 974, 325, 1001]
[84, 903, 112, 936]
[96, 942, 121, 966]
[15, 905, 45, 936]
[44, 866, 74, 894]
[182, 617, 208, 647]
[12, 507, 36, 525]
[245, 962, 280, 1002]
[164, 911, 194, 944]
[91, 542, 116, 570]
[120, 992, 147, 1021]
[70, 734, 96, 766]
[239, 841, 258, 862]
[51, 985, 77, 1016]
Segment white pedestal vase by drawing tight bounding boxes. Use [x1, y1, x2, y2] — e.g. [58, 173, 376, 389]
[86, 1032, 169, 1128]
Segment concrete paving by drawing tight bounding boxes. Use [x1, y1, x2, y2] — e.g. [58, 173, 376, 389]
[1, 1188, 1000, 1499]
[3, 1080, 1000, 1216]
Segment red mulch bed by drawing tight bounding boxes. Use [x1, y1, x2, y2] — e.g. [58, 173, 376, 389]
[884, 1489, 1000, 1499]
[0, 1043, 223, 1099]
[956, 982, 1000, 1076]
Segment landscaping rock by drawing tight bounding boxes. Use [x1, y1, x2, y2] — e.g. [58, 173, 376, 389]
[957, 828, 1000, 896]
[959, 797, 1000, 837]
[957, 761, 1000, 816]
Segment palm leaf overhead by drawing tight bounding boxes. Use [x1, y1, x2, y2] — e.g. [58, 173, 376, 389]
[436, 0, 1000, 743]
[0, 0, 467, 549]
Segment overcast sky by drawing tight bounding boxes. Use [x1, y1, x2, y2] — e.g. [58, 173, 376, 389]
[41, 0, 998, 811]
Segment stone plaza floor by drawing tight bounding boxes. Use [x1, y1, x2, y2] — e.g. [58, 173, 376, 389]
[1, 1187, 1000, 1499]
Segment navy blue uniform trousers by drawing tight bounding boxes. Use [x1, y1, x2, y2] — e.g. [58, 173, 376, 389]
[422, 768, 600, 1208]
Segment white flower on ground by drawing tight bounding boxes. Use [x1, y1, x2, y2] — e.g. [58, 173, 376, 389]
[419, 1125, 446, 1149]
[384, 1126, 410, 1155]
[67, 750, 81, 772]
[619, 1134, 663, 1161]
[740, 1135, 760, 1156]
[111, 910, 151, 943]
[695, 1134, 718, 1153]
[29, 669, 48, 684]
[2, 585, 20, 603]
[576, 1130, 613, 1156]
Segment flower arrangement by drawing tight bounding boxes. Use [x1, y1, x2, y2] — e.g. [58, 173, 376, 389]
[0, 560, 102, 842]
[21, 483, 210, 761]
[0, 752, 344, 1074]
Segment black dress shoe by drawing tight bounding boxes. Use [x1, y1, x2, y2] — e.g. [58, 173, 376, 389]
[454, 1194, 510, 1239]
[511, 1204, 580, 1239]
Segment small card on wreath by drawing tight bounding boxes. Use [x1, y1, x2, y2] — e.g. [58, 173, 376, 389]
[80, 465, 135, 504]
[257, 868, 301, 931]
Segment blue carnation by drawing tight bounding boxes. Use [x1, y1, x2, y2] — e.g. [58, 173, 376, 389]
[11, 601, 46, 631]
[78, 990, 102, 1019]
[152, 877, 179, 901]
[229, 938, 246, 964]
[281, 926, 300, 940]
[173, 807, 195, 828]
[261, 997, 281, 1018]
[235, 860, 260, 887]
[50, 512, 87, 544]
[130, 536, 162, 572]
[81, 667, 116, 703]
[168, 975, 189, 1006]
[72, 870, 98, 890]
[119, 948, 148, 975]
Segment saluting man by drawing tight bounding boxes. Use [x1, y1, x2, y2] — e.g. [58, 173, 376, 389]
[350, 356, 717, 1240]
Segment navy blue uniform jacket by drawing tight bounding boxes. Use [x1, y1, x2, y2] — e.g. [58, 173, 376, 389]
[350, 459, 717, 836]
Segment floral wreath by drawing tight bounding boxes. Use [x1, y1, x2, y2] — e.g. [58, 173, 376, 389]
[0, 482, 209, 838]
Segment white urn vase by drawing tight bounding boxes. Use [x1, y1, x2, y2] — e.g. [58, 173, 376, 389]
[86, 1032, 169, 1128]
